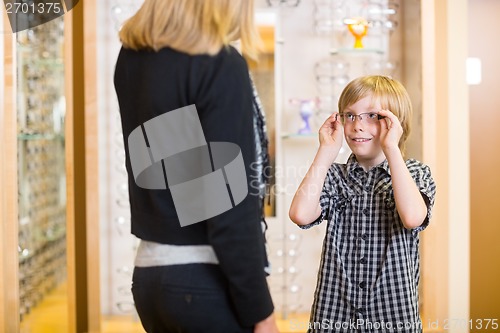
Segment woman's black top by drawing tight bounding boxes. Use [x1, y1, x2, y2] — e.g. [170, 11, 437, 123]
[114, 45, 273, 327]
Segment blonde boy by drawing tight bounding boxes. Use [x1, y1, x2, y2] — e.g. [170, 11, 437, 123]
[290, 76, 436, 332]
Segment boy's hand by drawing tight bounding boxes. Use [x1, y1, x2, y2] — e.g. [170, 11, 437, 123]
[319, 112, 344, 152]
[378, 109, 403, 153]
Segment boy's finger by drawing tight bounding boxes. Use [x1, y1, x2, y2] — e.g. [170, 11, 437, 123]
[379, 109, 398, 122]
[378, 110, 398, 128]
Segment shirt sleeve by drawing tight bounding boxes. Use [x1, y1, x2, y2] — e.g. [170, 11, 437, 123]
[194, 47, 274, 327]
[408, 160, 437, 232]
[298, 165, 335, 230]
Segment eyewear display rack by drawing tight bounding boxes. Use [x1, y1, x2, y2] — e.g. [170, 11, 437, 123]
[0, 2, 100, 333]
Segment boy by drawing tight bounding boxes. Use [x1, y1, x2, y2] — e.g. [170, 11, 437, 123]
[289, 76, 436, 332]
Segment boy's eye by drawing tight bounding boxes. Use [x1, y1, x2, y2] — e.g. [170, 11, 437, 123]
[367, 113, 379, 119]
[346, 113, 355, 121]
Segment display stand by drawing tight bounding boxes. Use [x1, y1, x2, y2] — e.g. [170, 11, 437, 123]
[0, 2, 100, 332]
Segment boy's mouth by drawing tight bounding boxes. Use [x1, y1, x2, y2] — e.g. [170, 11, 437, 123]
[351, 138, 372, 143]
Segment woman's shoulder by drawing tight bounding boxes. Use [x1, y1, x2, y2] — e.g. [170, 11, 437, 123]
[118, 44, 245, 63]
[181, 45, 247, 79]
[209, 45, 248, 72]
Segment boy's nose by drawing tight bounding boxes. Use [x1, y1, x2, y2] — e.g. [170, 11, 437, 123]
[353, 116, 364, 130]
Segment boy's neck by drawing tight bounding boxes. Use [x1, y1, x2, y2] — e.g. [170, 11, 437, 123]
[354, 154, 387, 172]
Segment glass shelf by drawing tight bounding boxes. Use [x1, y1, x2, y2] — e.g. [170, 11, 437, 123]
[17, 133, 65, 141]
[281, 132, 318, 140]
[330, 47, 384, 55]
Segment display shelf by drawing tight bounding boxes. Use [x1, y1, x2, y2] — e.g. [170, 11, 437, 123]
[18, 232, 66, 263]
[13, 17, 69, 325]
[330, 47, 384, 55]
[15, 48, 64, 68]
[17, 133, 65, 140]
[1, 1, 100, 331]
[281, 132, 318, 141]
[270, 0, 399, 317]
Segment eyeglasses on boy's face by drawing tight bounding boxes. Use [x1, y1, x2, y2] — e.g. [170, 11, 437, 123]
[340, 112, 384, 125]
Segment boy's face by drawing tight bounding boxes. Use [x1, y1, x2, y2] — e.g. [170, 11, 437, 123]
[342, 95, 386, 170]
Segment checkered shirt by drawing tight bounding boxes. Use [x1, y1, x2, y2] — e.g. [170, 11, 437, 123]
[300, 155, 436, 333]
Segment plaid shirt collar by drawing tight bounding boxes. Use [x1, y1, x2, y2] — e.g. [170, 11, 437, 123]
[346, 153, 391, 176]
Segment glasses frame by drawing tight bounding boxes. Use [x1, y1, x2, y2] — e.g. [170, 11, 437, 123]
[340, 112, 384, 124]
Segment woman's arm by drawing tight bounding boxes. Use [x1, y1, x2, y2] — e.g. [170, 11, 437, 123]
[289, 114, 343, 225]
[199, 49, 275, 327]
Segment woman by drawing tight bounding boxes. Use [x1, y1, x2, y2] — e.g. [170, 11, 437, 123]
[114, 1, 278, 332]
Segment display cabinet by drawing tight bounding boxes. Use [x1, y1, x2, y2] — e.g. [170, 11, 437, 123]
[1, 2, 100, 332]
[16, 17, 67, 325]
[256, 0, 405, 317]
[1, 11, 68, 333]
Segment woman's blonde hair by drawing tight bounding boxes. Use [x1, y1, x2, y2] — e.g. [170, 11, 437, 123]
[338, 75, 413, 155]
[119, 0, 260, 60]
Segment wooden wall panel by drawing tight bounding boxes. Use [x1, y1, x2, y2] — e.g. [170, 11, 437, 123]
[469, 0, 500, 329]
[421, 0, 470, 331]
[66, 1, 100, 332]
[1, 10, 20, 333]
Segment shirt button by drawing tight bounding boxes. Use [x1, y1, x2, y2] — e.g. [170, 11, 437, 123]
[359, 257, 367, 264]
[362, 208, 369, 215]
[361, 233, 368, 241]
[359, 281, 367, 289]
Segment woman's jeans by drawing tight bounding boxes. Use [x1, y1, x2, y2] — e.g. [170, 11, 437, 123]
[132, 264, 253, 333]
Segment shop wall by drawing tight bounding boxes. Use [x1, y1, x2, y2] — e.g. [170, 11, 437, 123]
[97, 0, 140, 316]
[468, 0, 500, 327]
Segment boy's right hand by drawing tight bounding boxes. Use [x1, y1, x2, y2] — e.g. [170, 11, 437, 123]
[319, 112, 344, 151]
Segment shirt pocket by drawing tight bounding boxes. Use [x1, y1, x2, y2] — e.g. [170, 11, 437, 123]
[374, 181, 395, 209]
[380, 187, 404, 227]
[330, 185, 355, 220]
[383, 189, 395, 209]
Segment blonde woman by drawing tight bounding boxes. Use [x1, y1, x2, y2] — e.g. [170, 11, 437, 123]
[114, 1, 278, 332]
[289, 76, 436, 332]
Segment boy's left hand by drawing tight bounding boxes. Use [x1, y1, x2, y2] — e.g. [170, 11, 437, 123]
[378, 109, 403, 152]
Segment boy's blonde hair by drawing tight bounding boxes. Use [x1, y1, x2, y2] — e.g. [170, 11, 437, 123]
[338, 75, 413, 156]
[119, 0, 259, 60]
